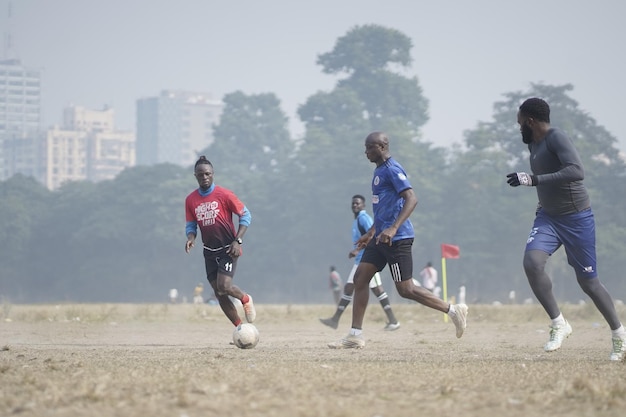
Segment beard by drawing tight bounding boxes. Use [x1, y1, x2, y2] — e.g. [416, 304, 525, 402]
[521, 124, 533, 144]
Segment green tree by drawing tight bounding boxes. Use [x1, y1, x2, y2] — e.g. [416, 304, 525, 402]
[209, 91, 293, 182]
[317, 24, 413, 76]
[316, 24, 428, 137]
[0, 175, 51, 300]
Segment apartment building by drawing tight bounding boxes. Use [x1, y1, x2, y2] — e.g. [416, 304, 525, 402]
[42, 106, 135, 189]
[136, 90, 222, 167]
[0, 59, 42, 180]
[4, 105, 135, 190]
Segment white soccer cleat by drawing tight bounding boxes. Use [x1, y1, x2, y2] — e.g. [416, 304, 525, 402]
[544, 321, 572, 352]
[610, 336, 625, 361]
[242, 295, 256, 323]
[383, 322, 401, 331]
[451, 304, 468, 338]
[328, 334, 365, 349]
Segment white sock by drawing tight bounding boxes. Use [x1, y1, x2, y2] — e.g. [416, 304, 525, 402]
[611, 325, 626, 338]
[349, 328, 362, 336]
[551, 313, 566, 327]
[448, 304, 456, 316]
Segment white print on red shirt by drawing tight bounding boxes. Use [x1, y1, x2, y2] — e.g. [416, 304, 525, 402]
[195, 201, 220, 226]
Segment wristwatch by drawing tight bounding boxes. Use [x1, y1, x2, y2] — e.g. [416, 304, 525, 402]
[235, 237, 243, 245]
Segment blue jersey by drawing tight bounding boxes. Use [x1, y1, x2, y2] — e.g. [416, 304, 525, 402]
[371, 157, 414, 241]
[352, 210, 373, 264]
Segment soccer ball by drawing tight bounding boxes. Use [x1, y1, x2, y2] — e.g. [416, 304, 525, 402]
[232, 323, 260, 349]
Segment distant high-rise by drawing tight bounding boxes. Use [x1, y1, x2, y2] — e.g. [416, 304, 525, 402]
[0, 59, 40, 136]
[0, 59, 42, 180]
[136, 90, 222, 167]
[4, 105, 135, 190]
[41, 106, 135, 190]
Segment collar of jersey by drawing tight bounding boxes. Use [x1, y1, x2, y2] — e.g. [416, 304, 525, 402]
[198, 183, 215, 197]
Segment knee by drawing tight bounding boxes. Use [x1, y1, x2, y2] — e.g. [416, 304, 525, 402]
[215, 283, 231, 296]
[522, 255, 535, 275]
[523, 252, 543, 276]
[396, 283, 411, 298]
[577, 276, 600, 295]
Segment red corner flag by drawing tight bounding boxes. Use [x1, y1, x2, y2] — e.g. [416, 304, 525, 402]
[441, 243, 460, 259]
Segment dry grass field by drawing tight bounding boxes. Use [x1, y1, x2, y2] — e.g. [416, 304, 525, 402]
[1, 302, 625, 417]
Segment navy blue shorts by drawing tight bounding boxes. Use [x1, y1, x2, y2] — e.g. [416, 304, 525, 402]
[525, 208, 596, 279]
[360, 238, 414, 282]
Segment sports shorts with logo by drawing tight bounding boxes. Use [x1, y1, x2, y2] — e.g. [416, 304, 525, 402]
[203, 248, 238, 281]
[525, 208, 596, 279]
[360, 238, 414, 283]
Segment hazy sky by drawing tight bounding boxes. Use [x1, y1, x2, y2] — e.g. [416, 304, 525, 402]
[3, 0, 625, 151]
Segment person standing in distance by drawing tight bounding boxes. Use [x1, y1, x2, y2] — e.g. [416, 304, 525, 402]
[507, 98, 625, 361]
[185, 156, 256, 329]
[419, 261, 438, 293]
[320, 194, 401, 331]
[328, 266, 342, 305]
[329, 132, 468, 349]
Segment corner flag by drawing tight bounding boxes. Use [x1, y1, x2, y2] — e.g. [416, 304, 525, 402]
[441, 243, 460, 259]
[440, 243, 460, 323]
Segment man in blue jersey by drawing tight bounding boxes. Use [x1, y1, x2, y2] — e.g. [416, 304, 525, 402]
[319, 194, 400, 331]
[329, 132, 469, 349]
[507, 97, 626, 361]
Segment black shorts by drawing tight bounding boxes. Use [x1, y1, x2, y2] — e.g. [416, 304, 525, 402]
[203, 249, 238, 282]
[360, 238, 414, 283]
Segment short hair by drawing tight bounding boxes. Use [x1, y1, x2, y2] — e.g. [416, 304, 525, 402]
[194, 155, 213, 169]
[366, 131, 389, 146]
[519, 98, 550, 123]
[352, 194, 366, 202]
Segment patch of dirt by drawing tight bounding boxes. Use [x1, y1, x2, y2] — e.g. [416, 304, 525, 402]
[1, 303, 625, 417]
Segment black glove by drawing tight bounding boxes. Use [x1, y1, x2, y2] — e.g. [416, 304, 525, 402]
[506, 172, 536, 187]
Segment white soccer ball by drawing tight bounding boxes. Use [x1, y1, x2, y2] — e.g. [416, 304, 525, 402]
[232, 323, 260, 349]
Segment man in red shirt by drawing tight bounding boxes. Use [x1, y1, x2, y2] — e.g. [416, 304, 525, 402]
[185, 156, 256, 328]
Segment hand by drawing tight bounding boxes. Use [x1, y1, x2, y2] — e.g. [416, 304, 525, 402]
[376, 227, 397, 246]
[506, 172, 536, 187]
[185, 240, 194, 253]
[228, 241, 241, 257]
[355, 234, 372, 250]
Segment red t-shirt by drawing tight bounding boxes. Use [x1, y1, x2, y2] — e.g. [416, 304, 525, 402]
[185, 186, 246, 250]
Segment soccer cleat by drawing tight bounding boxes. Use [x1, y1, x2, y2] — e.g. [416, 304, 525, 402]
[328, 334, 365, 349]
[610, 336, 625, 361]
[544, 321, 572, 352]
[242, 295, 256, 323]
[451, 303, 468, 338]
[319, 317, 339, 329]
[383, 322, 401, 331]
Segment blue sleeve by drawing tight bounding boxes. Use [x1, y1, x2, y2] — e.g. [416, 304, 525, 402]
[389, 164, 412, 194]
[359, 212, 374, 231]
[186, 221, 197, 237]
[239, 206, 251, 227]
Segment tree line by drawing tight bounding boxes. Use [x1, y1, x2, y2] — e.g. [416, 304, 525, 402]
[2, 25, 625, 304]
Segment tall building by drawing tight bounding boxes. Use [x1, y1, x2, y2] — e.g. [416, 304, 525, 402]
[40, 127, 88, 190]
[5, 105, 135, 190]
[42, 106, 135, 190]
[87, 129, 135, 183]
[136, 90, 222, 167]
[0, 59, 42, 180]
